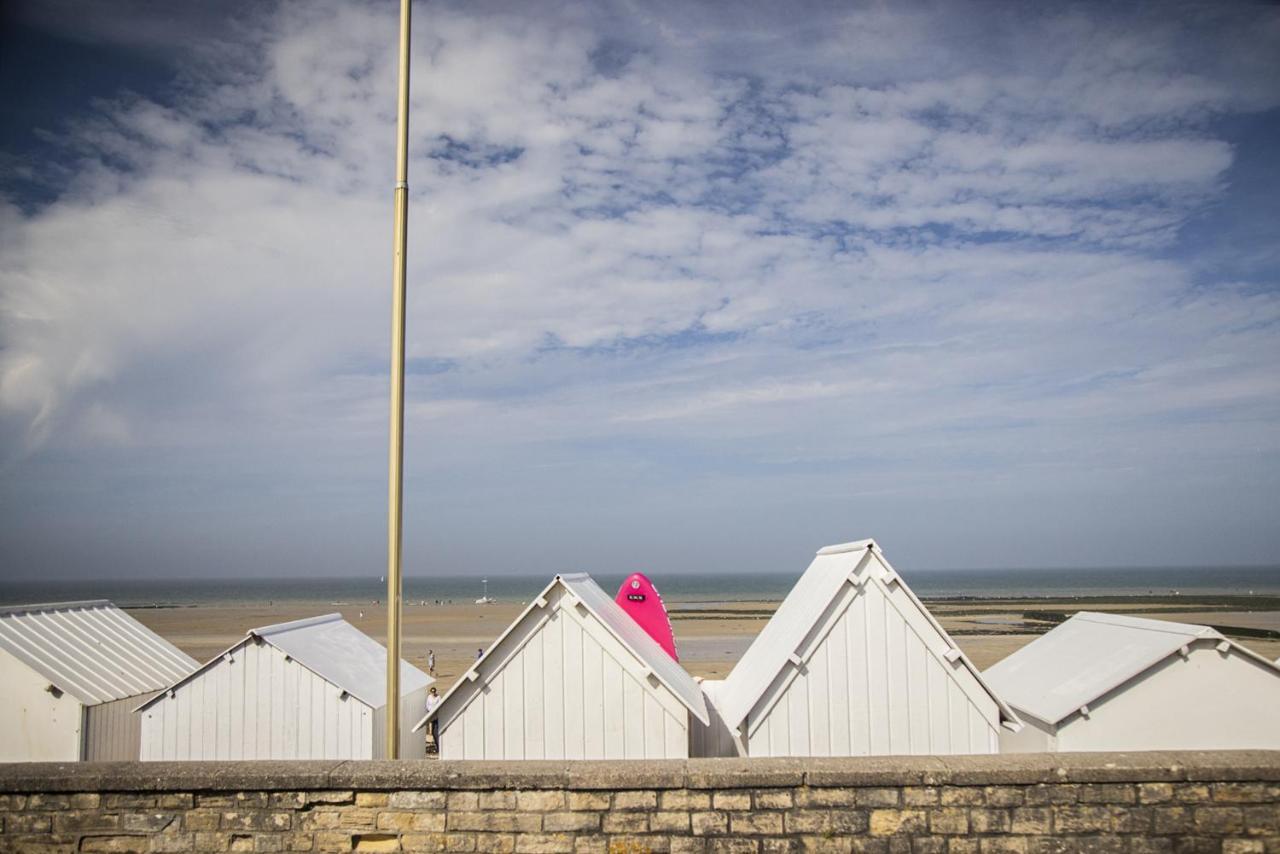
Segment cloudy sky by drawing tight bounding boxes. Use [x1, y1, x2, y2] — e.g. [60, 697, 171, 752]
[2, 0, 1278, 580]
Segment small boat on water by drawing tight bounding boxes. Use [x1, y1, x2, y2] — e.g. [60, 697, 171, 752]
[475, 577, 496, 605]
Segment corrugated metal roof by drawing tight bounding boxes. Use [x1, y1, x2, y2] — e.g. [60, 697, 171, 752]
[715, 539, 1018, 730]
[982, 611, 1280, 726]
[0, 600, 198, 705]
[138, 613, 431, 712]
[254, 613, 431, 708]
[415, 573, 708, 731]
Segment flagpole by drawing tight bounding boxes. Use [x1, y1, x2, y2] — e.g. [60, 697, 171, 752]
[385, 0, 412, 759]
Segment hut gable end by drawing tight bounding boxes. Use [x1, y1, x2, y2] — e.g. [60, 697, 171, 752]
[419, 574, 706, 761]
[985, 612, 1280, 752]
[136, 614, 429, 761]
[138, 633, 378, 760]
[984, 611, 1280, 728]
[716, 539, 1017, 758]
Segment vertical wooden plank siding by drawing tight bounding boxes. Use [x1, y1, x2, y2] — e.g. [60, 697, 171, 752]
[580, 624, 604, 759]
[161, 683, 176, 759]
[139, 640, 377, 760]
[83, 694, 147, 761]
[563, 616, 584, 760]
[483, 671, 505, 757]
[746, 576, 1000, 757]
[826, 615, 850, 755]
[847, 592, 870, 754]
[542, 611, 565, 758]
[438, 587, 691, 760]
[462, 695, 484, 758]
[885, 603, 910, 755]
[523, 629, 544, 759]
[190, 668, 205, 758]
[688, 683, 745, 758]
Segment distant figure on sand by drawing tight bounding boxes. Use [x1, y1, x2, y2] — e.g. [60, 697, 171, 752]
[427, 649, 435, 675]
[476, 648, 483, 660]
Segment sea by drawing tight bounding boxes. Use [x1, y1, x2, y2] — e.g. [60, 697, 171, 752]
[2, 566, 1279, 609]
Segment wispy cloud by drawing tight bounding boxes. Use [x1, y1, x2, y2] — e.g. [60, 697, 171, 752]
[2, 0, 1278, 576]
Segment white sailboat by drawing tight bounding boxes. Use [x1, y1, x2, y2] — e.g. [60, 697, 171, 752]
[475, 577, 496, 605]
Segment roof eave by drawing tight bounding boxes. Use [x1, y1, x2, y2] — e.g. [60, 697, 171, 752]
[567, 580, 709, 726]
[413, 575, 565, 733]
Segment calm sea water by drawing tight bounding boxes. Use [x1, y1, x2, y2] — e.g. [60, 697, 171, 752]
[2, 566, 1278, 608]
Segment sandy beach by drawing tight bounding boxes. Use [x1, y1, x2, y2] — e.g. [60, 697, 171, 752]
[127, 593, 1280, 698]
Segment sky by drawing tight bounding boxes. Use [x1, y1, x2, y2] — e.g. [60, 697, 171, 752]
[1, 0, 1278, 581]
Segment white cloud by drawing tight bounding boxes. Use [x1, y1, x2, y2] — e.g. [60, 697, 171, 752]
[2, 0, 1279, 573]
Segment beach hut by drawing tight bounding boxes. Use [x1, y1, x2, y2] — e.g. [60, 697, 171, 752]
[0, 600, 198, 762]
[696, 539, 1020, 757]
[137, 613, 431, 760]
[983, 611, 1280, 752]
[413, 573, 709, 760]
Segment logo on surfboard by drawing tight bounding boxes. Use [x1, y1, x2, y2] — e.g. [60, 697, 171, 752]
[614, 573, 679, 661]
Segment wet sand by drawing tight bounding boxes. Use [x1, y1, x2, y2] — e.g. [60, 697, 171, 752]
[127, 593, 1280, 696]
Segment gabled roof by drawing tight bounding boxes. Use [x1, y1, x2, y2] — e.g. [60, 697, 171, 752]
[138, 613, 430, 712]
[982, 611, 1280, 726]
[716, 539, 1018, 731]
[414, 573, 708, 732]
[0, 600, 198, 705]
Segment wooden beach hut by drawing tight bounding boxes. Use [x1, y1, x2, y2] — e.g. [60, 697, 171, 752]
[695, 539, 1020, 757]
[413, 573, 709, 760]
[137, 613, 431, 760]
[0, 600, 198, 762]
[984, 611, 1280, 752]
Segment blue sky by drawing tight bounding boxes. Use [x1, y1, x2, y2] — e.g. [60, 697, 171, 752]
[1, 0, 1278, 580]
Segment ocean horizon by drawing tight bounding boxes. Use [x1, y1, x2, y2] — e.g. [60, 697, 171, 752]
[2, 564, 1279, 609]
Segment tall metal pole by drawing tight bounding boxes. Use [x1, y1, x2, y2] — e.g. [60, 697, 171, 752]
[385, 0, 412, 760]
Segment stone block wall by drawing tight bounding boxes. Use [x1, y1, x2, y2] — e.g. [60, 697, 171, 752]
[1, 751, 1277, 853]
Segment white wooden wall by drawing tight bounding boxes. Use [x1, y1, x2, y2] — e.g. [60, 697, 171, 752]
[1054, 643, 1280, 752]
[0, 648, 82, 762]
[84, 693, 150, 761]
[139, 638, 374, 760]
[439, 587, 689, 760]
[997, 713, 1056, 753]
[746, 575, 999, 757]
[373, 685, 429, 760]
[689, 680, 745, 758]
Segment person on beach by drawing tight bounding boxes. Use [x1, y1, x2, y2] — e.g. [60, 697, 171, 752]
[476, 647, 483, 660]
[427, 649, 435, 675]
[424, 687, 441, 750]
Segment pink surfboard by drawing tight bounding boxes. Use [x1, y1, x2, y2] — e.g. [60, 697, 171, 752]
[615, 573, 679, 661]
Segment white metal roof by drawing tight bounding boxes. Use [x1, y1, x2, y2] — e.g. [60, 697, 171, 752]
[414, 573, 708, 731]
[0, 600, 198, 705]
[716, 539, 1018, 730]
[138, 613, 431, 712]
[982, 611, 1280, 726]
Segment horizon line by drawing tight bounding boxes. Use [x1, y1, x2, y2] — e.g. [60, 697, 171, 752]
[3, 563, 1279, 585]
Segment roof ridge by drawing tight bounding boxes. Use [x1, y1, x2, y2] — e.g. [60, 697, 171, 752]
[250, 612, 343, 637]
[816, 539, 877, 555]
[0, 600, 113, 617]
[1075, 611, 1217, 637]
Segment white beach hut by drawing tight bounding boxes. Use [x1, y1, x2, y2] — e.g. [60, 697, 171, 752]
[984, 611, 1280, 752]
[413, 573, 709, 760]
[0, 600, 198, 762]
[137, 613, 431, 760]
[696, 539, 1020, 757]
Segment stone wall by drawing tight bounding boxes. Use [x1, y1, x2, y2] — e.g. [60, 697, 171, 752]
[1, 751, 1277, 854]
